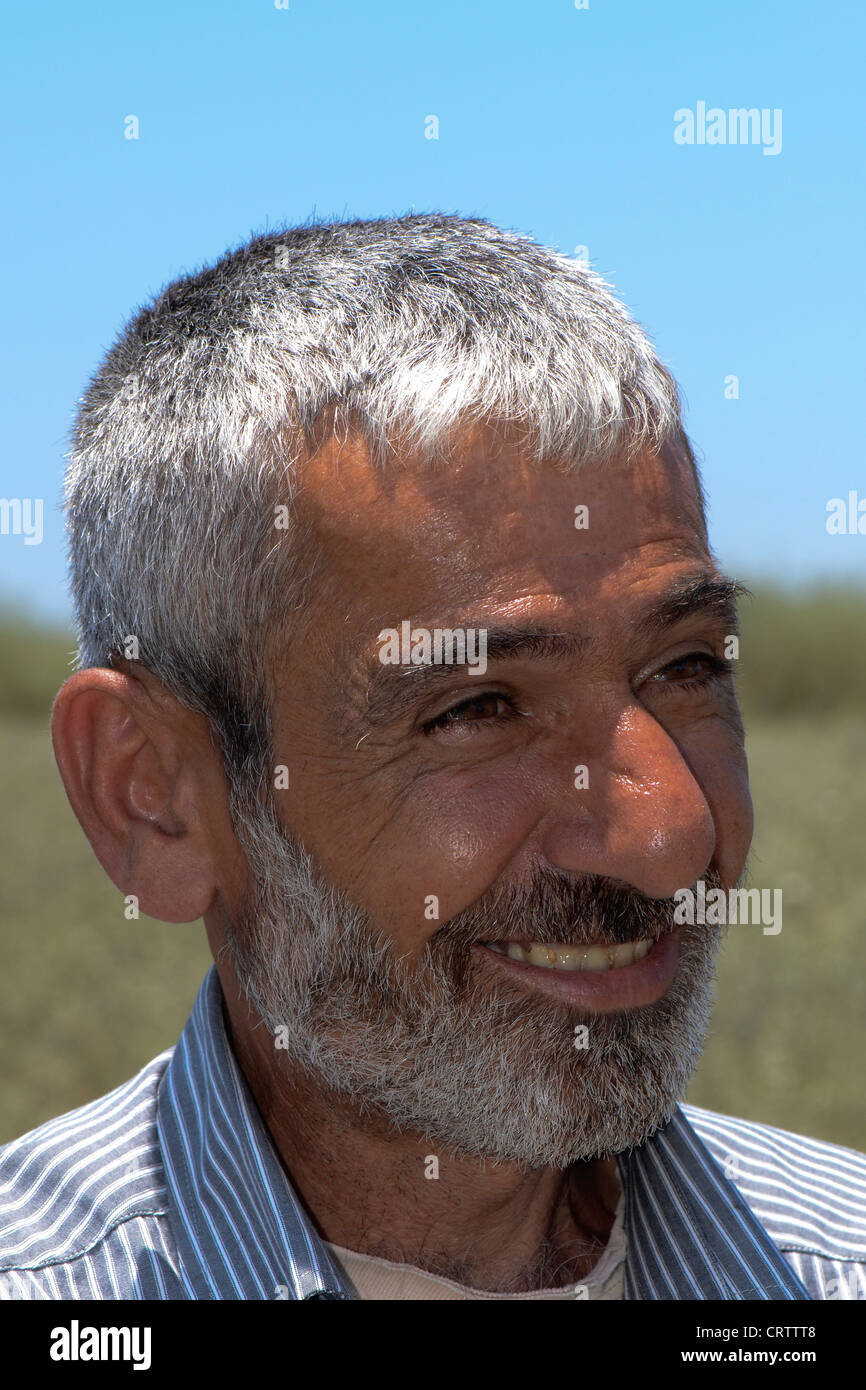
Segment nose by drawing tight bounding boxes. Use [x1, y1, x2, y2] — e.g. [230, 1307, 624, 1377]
[537, 701, 716, 899]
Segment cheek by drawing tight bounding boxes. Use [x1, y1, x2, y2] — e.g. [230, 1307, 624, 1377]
[380, 770, 542, 948]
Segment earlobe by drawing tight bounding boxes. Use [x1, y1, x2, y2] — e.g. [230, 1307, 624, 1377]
[51, 667, 223, 924]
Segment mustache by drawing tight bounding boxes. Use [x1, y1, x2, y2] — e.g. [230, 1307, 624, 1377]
[428, 864, 728, 954]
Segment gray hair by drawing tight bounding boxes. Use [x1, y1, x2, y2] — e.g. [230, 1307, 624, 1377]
[64, 211, 701, 791]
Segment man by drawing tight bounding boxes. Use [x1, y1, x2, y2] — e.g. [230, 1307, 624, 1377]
[1, 213, 863, 1300]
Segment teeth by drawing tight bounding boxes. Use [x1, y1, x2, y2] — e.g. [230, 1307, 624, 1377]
[489, 938, 655, 971]
[582, 945, 613, 972]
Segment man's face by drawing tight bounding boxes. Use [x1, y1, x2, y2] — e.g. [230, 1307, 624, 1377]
[220, 423, 753, 1166]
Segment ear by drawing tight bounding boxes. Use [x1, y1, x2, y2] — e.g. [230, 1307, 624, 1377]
[51, 666, 242, 922]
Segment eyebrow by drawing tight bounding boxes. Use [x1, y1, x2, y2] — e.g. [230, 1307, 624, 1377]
[356, 573, 749, 730]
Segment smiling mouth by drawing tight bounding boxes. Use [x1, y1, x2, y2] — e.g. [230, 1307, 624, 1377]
[484, 938, 655, 972]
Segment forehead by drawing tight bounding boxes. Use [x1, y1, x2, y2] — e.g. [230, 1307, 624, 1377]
[294, 421, 710, 628]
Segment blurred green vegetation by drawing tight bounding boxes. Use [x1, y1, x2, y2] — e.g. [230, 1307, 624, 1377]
[686, 712, 866, 1147]
[0, 611, 78, 716]
[0, 587, 864, 1149]
[734, 583, 866, 722]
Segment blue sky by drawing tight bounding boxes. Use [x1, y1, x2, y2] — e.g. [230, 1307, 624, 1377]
[3, 0, 864, 621]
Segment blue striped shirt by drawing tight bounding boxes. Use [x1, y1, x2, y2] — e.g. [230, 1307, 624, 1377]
[1, 966, 864, 1300]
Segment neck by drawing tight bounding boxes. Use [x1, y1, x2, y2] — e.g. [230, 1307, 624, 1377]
[220, 974, 621, 1293]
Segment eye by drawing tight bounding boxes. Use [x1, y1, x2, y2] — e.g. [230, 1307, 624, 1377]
[422, 691, 517, 734]
[644, 651, 731, 692]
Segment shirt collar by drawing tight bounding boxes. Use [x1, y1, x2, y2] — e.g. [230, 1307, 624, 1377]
[616, 1108, 810, 1299]
[157, 966, 352, 1299]
[158, 967, 809, 1300]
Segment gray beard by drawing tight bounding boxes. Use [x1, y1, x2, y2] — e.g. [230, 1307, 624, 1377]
[220, 786, 726, 1170]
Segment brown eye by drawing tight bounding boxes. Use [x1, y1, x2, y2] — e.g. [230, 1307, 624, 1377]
[646, 652, 730, 689]
[424, 692, 514, 733]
